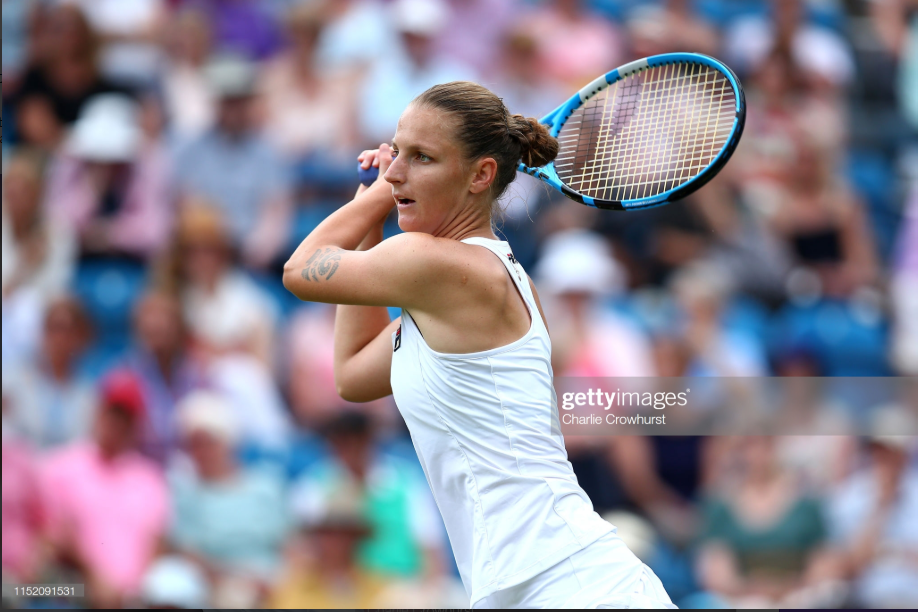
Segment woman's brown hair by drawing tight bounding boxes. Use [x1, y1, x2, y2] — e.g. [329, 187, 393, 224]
[413, 81, 559, 215]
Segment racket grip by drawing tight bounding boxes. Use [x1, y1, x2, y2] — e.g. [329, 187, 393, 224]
[358, 164, 379, 187]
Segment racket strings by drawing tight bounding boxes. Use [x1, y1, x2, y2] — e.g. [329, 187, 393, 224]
[555, 63, 735, 201]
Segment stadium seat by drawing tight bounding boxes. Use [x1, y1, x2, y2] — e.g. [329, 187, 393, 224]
[769, 299, 892, 377]
[71, 258, 148, 379]
[846, 149, 902, 263]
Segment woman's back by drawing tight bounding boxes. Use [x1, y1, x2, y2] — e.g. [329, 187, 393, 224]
[391, 237, 619, 605]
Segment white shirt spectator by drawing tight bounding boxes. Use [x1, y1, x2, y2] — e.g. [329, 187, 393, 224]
[827, 461, 918, 607]
[58, 0, 165, 86]
[725, 15, 855, 87]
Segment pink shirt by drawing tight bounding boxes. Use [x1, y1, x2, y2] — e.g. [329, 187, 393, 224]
[44, 144, 173, 258]
[40, 442, 169, 594]
[2, 440, 45, 581]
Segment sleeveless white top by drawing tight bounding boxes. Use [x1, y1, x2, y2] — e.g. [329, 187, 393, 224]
[390, 237, 615, 605]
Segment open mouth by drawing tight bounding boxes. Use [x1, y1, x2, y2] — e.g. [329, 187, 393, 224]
[396, 198, 415, 205]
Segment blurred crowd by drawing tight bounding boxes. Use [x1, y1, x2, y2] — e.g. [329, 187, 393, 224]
[2, 0, 917, 608]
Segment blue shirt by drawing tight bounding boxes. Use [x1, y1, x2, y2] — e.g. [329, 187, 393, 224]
[173, 129, 291, 243]
[169, 464, 290, 577]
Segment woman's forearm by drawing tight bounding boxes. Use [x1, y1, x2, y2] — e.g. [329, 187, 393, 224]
[284, 183, 393, 275]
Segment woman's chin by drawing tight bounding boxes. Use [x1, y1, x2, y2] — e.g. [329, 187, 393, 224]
[396, 214, 421, 233]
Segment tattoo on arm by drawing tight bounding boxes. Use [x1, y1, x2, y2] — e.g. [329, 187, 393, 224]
[301, 248, 342, 281]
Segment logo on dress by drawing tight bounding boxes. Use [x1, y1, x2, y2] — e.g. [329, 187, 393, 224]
[506, 252, 522, 281]
[394, 325, 402, 352]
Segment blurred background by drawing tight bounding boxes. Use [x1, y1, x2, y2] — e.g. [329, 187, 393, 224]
[1, 0, 917, 608]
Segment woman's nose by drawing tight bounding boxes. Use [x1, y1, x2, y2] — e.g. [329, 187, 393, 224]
[384, 155, 404, 184]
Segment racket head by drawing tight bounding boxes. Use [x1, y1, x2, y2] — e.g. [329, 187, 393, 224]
[519, 53, 746, 211]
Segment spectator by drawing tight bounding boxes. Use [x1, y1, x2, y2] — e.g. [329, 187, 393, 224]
[159, 8, 216, 139]
[63, 0, 167, 88]
[2, 149, 78, 364]
[626, 0, 718, 58]
[696, 436, 840, 607]
[168, 391, 289, 601]
[1, 0, 37, 94]
[670, 260, 768, 376]
[124, 290, 208, 463]
[358, 0, 476, 145]
[434, 0, 519, 79]
[608, 435, 705, 547]
[39, 369, 169, 608]
[173, 55, 293, 269]
[258, 1, 361, 161]
[738, 45, 847, 188]
[534, 229, 654, 378]
[764, 133, 879, 299]
[891, 189, 918, 374]
[177, 0, 281, 61]
[155, 205, 292, 451]
[270, 479, 391, 608]
[5, 296, 96, 450]
[1, 410, 46, 583]
[532, 229, 652, 511]
[724, 0, 854, 90]
[493, 28, 566, 120]
[2, 149, 76, 303]
[519, 0, 625, 90]
[290, 411, 445, 579]
[139, 555, 211, 609]
[314, 0, 391, 73]
[11, 3, 129, 151]
[156, 204, 278, 366]
[43, 94, 173, 260]
[285, 303, 397, 430]
[827, 406, 918, 608]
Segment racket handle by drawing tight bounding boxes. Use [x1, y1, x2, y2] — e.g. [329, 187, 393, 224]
[358, 164, 379, 187]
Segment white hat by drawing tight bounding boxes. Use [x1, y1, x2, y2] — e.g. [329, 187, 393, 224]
[390, 0, 448, 36]
[534, 229, 624, 296]
[205, 54, 258, 99]
[140, 556, 210, 608]
[176, 390, 240, 445]
[66, 94, 141, 163]
[868, 403, 917, 451]
[670, 259, 734, 304]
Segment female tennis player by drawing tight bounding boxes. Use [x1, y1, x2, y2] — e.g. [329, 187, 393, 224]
[283, 81, 676, 609]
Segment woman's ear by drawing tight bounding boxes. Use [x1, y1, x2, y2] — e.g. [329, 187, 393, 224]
[469, 157, 498, 195]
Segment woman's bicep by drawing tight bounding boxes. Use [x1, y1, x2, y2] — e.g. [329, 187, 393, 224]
[336, 317, 399, 402]
[283, 233, 449, 307]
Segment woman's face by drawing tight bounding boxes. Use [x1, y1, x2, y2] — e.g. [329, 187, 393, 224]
[135, 294, 184, 357]
[182, 239, 228, 287]
[385, 104, 478, 234]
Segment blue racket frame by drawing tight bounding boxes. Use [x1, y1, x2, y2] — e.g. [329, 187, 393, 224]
[358, 53, 745, 211]
[520, 52, 745, 211]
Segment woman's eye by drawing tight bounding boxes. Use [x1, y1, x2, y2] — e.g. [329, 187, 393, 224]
[417, 153, 431, 162]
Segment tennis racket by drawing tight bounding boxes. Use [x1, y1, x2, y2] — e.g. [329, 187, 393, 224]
[358, 52, 745, 211]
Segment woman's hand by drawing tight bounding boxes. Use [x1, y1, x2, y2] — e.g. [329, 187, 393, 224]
[356, 143, 396, 197]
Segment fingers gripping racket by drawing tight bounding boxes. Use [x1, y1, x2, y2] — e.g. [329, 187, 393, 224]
[358, 52, 745, 211]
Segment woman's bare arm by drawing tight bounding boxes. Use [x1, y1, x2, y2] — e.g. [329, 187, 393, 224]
[282, 144, 464, 309]
[334, 206, 397, 402]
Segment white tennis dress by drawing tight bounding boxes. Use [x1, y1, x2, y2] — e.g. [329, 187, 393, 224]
[390, 237, 676, 609]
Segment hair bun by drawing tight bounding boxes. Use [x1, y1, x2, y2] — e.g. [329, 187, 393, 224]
[509, 114, 559, 168]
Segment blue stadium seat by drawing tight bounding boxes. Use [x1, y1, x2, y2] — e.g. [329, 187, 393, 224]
[71, 258, 148, 378]
[846, 149, 902, 264]
[769, 299, 892, 376]
[246, 269, 301, 320]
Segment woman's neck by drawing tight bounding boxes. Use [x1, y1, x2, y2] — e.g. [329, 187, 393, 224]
[434, 198, 497, 242]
